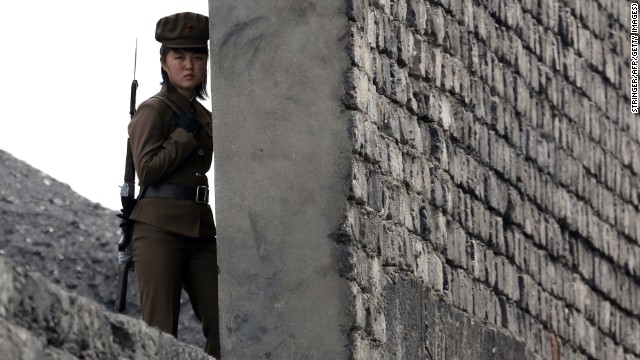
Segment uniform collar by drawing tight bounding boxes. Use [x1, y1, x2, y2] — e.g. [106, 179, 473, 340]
[160, 84, 196, 114]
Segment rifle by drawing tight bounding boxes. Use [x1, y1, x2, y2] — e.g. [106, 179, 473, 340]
[115, 40, 138, 313]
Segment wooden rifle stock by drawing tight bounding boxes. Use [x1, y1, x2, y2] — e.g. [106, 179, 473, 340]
[114, 259, 133, 312]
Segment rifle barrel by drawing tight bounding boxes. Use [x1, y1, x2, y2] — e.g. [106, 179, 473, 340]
[129, 39, 138, 118]
[116, 39, 139, 314]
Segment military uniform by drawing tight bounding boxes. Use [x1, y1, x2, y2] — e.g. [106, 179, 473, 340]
[128, 12, 220, 358]
[129, 86, 215, 238]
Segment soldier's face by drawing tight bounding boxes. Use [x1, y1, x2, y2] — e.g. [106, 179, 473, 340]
[162, 49, 208, 98]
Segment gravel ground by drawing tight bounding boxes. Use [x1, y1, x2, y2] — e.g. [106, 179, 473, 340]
[0, 149, 204, 349]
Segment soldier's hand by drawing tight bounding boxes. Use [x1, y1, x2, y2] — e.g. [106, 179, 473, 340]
[175, 114, 203, 134]
[116, 209, 134, 239]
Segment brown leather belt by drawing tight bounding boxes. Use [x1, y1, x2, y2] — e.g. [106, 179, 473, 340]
[142, 184, 209, 204]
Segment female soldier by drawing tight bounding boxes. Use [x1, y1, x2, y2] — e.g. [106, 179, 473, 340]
[127, 12, 220, 358]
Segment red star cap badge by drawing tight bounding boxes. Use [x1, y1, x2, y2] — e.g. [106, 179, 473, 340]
[185, 23, 193, 32]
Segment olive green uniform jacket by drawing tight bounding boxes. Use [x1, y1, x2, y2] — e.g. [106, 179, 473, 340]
[128, 85, 215, 238]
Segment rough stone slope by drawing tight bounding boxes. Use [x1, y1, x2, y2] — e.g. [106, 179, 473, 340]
[0, 254, 213, 360]
[0, 149, 205, 351]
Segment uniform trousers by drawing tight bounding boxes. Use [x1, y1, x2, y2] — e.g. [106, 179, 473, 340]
[132, 221, 220, 358]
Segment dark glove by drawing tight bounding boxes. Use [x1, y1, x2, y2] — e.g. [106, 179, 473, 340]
[117, 212, 133, 232]
[116, 208, 134, 250]
[175, 114, 203, 134]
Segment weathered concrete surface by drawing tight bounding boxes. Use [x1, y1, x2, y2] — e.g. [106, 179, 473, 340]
[209, 0, 640, 359]
[209, 1, 353, 359]
[0, 255, 213, 360]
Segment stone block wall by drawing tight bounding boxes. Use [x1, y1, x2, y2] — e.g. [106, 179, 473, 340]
[210, 0, 638, 358]
[342, 0, 639, 359]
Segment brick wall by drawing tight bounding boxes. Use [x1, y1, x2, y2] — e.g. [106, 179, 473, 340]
[341, 0, 639, 358]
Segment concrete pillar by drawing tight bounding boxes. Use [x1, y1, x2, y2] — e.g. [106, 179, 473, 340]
[208, 2, 351, 359]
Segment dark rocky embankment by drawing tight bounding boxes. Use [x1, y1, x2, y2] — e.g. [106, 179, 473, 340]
[0, 254, 212, 359]
[0, 149, 208, 358]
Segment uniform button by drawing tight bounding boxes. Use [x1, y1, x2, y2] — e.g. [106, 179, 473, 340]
[198, 149, 205, 156]
[196, 172, 202, 177]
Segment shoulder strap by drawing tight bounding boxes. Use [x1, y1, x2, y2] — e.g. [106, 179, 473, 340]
[152, 94, 184, 116]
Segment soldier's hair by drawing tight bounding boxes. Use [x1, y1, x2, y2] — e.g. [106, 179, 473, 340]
[160, 45, 209, 100]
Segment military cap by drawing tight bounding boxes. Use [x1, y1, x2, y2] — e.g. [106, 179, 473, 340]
[155, 12, 209, 48]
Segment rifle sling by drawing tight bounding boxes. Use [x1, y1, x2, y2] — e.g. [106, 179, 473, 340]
[151, 94, 185, 116]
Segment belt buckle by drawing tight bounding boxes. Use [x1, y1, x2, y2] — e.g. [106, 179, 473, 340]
[196, 186, 209, 204]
